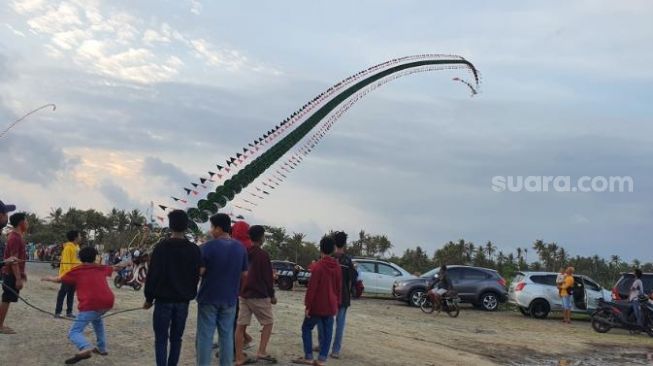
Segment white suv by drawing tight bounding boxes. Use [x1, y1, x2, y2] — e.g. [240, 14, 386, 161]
[509, 271, 611, 318]
[352, 258, 415, 295]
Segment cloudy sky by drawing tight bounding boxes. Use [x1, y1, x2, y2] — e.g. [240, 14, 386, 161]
[1, 1, 652, 261]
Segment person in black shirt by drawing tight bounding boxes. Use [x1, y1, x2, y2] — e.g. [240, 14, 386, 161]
[144, 210, 202, 366]
[328, 231, 357, 359]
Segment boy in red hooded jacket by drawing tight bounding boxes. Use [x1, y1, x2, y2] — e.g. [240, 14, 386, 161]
[293, 236, 341, 366]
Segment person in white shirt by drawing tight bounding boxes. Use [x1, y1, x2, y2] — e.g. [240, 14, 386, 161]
[629, 269, 644, 327]
[556, 268, 565, 293]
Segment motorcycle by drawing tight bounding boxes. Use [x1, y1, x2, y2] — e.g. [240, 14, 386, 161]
[419, 290, 461, 318]
[113, 259, 148, 291]
[590, 296, 653, 336]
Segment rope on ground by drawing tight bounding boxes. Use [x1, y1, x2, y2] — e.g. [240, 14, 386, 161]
[0, 281, 144, 322]
[17, 259, 116, 266]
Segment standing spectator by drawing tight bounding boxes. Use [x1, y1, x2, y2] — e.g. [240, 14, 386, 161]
[629, 268, 644, 327]
[55, 230, 82, 318]
[293, 236, 342, 366]
[231, 221, 252, 250]
[144, 210, 202, 366]
[0, 212, 28, 334]
[328, 231, 357, 359]
[235, 225, 277, 365]
[231, 220, 254, 349]
[0, 200, 16, 260]
[560, 267, 575, 324]
[196, 213, 248, 366]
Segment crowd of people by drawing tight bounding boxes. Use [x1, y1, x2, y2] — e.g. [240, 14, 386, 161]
[0, 199, 359, 366]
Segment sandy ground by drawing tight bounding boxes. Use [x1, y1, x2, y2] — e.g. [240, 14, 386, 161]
[1, 263, 653, 366]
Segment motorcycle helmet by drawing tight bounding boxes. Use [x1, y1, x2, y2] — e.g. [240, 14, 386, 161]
[133, 250, 141, 258]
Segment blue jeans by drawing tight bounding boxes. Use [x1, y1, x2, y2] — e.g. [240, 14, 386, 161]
[561, 296, 572, 310]
[631, 300, 643, 327]
[302, 316, 334, 362]
[317, 307, 348, 355]
[153, 302, 189, 366]
[68, 311, 107, 352]
[196, 303, 236, 366]
[332, 307, 347, 354]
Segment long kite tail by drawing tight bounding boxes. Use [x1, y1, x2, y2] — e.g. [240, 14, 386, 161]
[0, 103, 57, 139]
[185, 55, 479, 224]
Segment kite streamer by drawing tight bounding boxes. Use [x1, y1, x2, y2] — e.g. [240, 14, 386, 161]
[452, 77, 478, 96]
[175, 54, 479, 224]
[235, 64, 462, 210]
[0, 104, 56, 139]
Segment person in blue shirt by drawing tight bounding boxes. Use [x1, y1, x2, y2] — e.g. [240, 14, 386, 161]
[196, 213, 248, 366]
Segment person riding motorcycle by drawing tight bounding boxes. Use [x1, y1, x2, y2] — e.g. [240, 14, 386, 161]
[428, 265, 453, 310]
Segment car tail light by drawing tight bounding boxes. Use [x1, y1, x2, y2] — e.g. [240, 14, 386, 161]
[498, 278, 507, 287]
[612, 287, 621, 300]
[515, 282, 526, 292]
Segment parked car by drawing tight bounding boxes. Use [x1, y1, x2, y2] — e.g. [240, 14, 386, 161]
[611, 272, 653, 300]
[393, 265, 507, 311]
[352, 258, 415, 295]
[509, 271, 612, 319]
[271, 260, 311, 290]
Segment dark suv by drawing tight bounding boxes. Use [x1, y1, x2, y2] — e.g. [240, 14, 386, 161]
[392, 265, 508, 311]
[271, 260, 310, 290]
[612, 272, 653, 300]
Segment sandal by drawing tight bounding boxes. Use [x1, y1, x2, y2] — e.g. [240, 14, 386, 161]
[0, 326, 16, 334]
[258, 354, 278, 364]
[92, 348, 108, 356]
[292, 357, 315, 365]
[65, 351, 92, 364]
[236, 356, 258, 365]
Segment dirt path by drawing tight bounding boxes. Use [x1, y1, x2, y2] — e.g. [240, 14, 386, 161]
[1, 263, 652, 365]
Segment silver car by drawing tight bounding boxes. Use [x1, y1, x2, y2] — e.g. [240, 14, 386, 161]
[509, 271, 611, 319]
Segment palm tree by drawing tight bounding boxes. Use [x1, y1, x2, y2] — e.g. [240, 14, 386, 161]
[128, 209, 145, 227]
[516, 247, 523, 260]
[485, 241, 495, 261]
[48, 208, 63, 224]
[632, 259, 641, 268]
[558, 247, 568, 268]
[375, 235, 393, 258]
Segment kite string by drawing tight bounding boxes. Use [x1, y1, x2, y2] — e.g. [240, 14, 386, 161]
[0, 276, 143, 322]
[0, 104, 56, 139]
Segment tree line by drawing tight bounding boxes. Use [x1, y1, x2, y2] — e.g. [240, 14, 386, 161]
[5, 207, 648, 287]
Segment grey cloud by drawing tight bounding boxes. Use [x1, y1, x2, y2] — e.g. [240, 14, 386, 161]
[0, 132, 74, 185]
[99, 180, 144, 211]
[142, 156, 192, 185]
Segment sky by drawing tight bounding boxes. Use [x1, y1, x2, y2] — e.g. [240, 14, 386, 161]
[0, 0, 652, 261]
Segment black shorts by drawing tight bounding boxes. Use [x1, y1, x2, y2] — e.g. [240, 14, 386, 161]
[1, 274, 20, 303]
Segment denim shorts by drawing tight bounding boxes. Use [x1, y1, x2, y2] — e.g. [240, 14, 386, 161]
[561, 295, 572, 310]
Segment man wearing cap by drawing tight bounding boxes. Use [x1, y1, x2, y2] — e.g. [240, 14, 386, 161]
[0, 201, 18, 271]
[0, 211, 28, 334]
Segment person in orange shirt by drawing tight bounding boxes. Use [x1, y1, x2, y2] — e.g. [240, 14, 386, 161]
[560, 267, 575, 324]
[55, 230, 82, 318]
